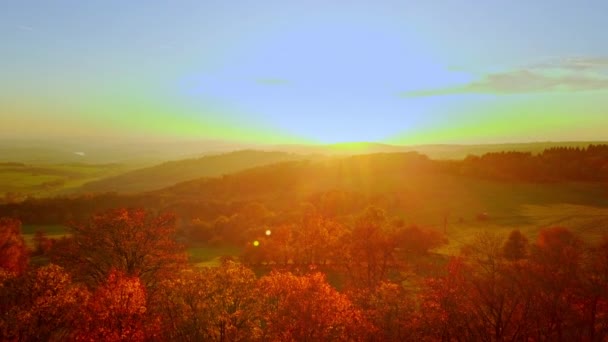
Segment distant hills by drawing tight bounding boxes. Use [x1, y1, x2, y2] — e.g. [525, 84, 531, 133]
[67, 141, 608, 194]
[2, 138, 606, 164]
[269, 141, 608, 159]
[79, 150, 319, 193]
[3, 149, 608, 236]
[3, 139, 608, 196]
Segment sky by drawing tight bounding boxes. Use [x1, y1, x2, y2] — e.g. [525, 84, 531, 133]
[1, 0, 608, 145]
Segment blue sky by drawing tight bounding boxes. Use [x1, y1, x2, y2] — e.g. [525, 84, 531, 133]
[2, 1, 608, 144]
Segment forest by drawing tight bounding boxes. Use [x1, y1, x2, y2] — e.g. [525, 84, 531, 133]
[2, 145, 608, 341]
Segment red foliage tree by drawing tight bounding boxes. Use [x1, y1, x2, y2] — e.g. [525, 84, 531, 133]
[347, 281, 416, 341]
[0, 217, 29, 275]
[257, 271, 369, 341]
[51, 208, 187, 289]
[346, 207, 403, 289]
[156, 260, 261, 341]
[418, 257, 477, 340]
[1, 264, 88, 341]
[74, 270, 154, 341]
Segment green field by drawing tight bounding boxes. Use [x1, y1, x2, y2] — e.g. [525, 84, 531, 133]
[188, 245, 242, 267]
[0, 163, 131, 200]
[21, 224, 68, 247]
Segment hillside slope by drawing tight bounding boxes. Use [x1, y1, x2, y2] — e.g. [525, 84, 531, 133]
[79, 150, 317, 193]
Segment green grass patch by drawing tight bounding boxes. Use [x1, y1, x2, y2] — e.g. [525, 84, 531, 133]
[188, 245, 242, 267]
[22, 224, 67, 235]
[0, 163, 130, 199]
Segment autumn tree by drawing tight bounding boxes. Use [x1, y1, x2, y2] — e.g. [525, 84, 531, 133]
[156, 260, 261, 341]
[346, 207, 403, 289]
[51, 208, 187, 290]
[527, 227, 584, 340]
[292, 211, 347, 266]
[257, 271, 369, 341]
[242, 223, 294, 266]
[33, 230, 55, 256]
[461, 231, 532, 340]
[577, 235, 608, 341]
[502, 229, 529, 260]
[0, 217, 29, 275]
[418, 257, 478, 340]
[398, 225, 447, 256]
[347, 281, 416, 341]
[0, 264, 88, 341]
[74, 270, 153, 341]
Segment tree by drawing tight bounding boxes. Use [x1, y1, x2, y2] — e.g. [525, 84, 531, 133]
[462, 231, 531, 340]
[346, 207, 403, 289]
[156, 260, 261, 341]
[502, 229, 529, 260]
[0, 217, 29, 275]
[577, 235, 608, 341]
[399, 225, 447, 256]
[347, 281, 416, 341]
[292, 212, 346, 266]
[75, 270, 153, 341]
[418, 257, 477, 341]
[33, 230, 55, 256]
[51, 208, 187, 290]
[528, 227, 584, 340]
[1, 264, 88, 341]
[258, 271, 369, 341]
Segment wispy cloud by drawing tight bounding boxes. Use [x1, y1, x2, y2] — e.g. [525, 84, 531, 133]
[15, 25, 35, 32]
[403, 56, 608, 97]
[531, 56, 608, 71]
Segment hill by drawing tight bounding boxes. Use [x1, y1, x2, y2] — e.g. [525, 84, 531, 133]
[4, 149, 608, 254]
[157, 152, 608, 217]
[270, 141, 608, 159]
[79, 150, 318, 193]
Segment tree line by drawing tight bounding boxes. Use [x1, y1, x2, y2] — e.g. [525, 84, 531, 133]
[453, 144, 608, 181]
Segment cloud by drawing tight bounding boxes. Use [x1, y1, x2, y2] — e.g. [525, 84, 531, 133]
[403, 57, 608, 97]
[532, 57, 608, 71]
[15, 25, 35, 32]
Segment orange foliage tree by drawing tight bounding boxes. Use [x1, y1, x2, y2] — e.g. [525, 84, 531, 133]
[345, 207, 403, 289]
[74, 270, 154, 341]
[347, 281, 416, 341]
[1, 264, 88, 341]
[0, 217, 29, 275]
[527, 227, 585, 340]
[418, 257, 478, 340]
[257, 271, 369, 341]
[51, 208, 187, 289]
[156, 260, 261, 341]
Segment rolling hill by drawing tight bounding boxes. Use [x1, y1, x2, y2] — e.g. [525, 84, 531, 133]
[271, 141, 608, 159]
[4, 150, 608, 251]
[150, 151, 608, 250]
[79, 150, 319, 193]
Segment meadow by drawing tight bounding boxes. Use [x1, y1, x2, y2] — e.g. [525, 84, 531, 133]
[0, 162, 129, 201]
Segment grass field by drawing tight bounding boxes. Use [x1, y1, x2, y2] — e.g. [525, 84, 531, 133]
[21, 224, 69, 247]
[0, 163, 131, 200]
[188, 245, 242, 267]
